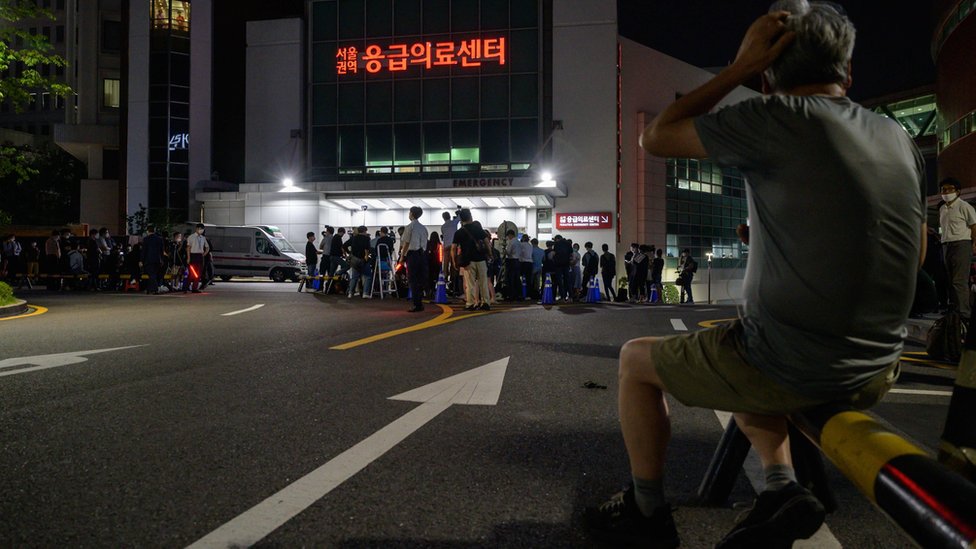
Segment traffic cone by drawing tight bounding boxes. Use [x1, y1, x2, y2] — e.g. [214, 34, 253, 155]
[541, 273, 554, 304]
[124, 278, 139, 293]
[650, 284, 659, 304]
[521, 276, 528, 300]
[434, 271, 448, 304]
[311, 269, 320, 290]
[587, 276, 601, 303]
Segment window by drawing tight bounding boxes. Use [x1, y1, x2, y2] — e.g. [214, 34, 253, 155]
[337, 83, 364, 124]
[365, 81, 392, 123]
[56, 25, 64, 43]
[103, 78, 120, 108]
[312, 1, 337, 42]
[312, 85, 337, 125]
[394, 79, 421, 122]
[451, 77, 478, 119]
[56, 0, 65, 9]
[152, 0, 190, 32]
[102, 20, 122, 52]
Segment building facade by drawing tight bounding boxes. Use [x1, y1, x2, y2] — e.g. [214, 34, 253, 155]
[933, 0, 976, 190]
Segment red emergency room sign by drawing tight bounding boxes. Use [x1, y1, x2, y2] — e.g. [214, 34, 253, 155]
[336, 38, 506, 75]
[556, 212, 613, 230]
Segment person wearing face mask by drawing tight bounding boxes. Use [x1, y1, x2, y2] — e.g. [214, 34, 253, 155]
[186, 223, 210, 293]
[938, 177, 976, 320]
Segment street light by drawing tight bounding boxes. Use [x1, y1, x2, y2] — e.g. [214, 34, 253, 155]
[282, 178, 294, 188]
[706, 252, 714, 304]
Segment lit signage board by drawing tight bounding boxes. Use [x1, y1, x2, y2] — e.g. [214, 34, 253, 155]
[556, 212, 612, 230]
[168, 133, 189, 151]
[336, 38, 506, 75]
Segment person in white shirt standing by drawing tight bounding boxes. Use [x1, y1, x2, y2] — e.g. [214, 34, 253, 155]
[400, 206, 429, 312]
[440, 211, 459, 292]
[185, 223, 210, 293]
[939, 177, 976, 320]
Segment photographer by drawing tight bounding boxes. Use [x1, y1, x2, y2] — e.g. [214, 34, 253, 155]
[586, 2, 927, 547]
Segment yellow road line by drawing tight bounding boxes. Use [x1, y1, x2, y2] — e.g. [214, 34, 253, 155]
[698, 318, 736, 329]
[0, 305, 49, 322]
[331, 304, 455, 350]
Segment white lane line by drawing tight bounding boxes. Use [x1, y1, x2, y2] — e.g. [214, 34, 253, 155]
[0, 345, 147, 377]
[670, 319, 688, 331]
[888, 388, 952, 397]
[712, 411, 842, 548]
[220, 304, 265, 317]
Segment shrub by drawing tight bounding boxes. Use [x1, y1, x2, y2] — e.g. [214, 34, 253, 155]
[0, 281, 14, 306]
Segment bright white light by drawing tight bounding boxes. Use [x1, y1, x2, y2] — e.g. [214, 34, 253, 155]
[453, 198, 476, 208]
[335, 200, 361, 210]
[422, 198, 447, 209]
[393, 198, 415, 208]
[535, 180, 557, 188]
[483, 197, 505, 208]
[282, 178, 294, 187]
[541, 171, 552, 181]
[513, 196, 535, 208]
[364, 199, 389, 210]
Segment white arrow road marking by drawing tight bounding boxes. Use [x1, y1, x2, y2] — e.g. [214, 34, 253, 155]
[220, 304, 265, 317]
[0, 346, 148, 378]
[670, 319, 688, 331]
[713, 411, 842, 548]
[188, 356, 510, 549]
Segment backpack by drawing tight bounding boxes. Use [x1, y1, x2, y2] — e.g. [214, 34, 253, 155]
[926, 311, 964, 362]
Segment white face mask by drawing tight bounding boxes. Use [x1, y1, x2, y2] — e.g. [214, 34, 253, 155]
[943, 193, 958, 203]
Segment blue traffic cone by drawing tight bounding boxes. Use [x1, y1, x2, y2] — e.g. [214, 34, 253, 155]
[541, 273, 554, 305]
[311, 269, 320, 290]
[586, 276, 599, 303]
[434, 271, 448, 304]
[650, 284, 659, 304]
[521, 276, 528, 300]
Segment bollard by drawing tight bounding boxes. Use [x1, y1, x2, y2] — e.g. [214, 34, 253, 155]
[434, 271, 449, 304]
[541, 273, 554, 305]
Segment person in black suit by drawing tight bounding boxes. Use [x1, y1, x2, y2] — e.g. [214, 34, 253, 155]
[140, 225, 167, 294]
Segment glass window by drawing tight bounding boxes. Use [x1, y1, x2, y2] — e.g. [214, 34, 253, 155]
[102, 20, 121, 52]
[365, 81, 392, 123]
[423, 0, 449, 34]
[312, 1, 337, 42]
[510, 0, 538, 28]
[510, 29, 538, 73]
[510, 118, 538, 162]
[452, 121, 478, 157]
[423, 122, 450, 163]
[480, 0, 508, 30]
[56, 25, 64, 42]
[394, 0, 421, 35]
[451, 77, 478, 119]
[339, 126, 365, 166]
[480, 120, 508, 163]
[394, 123, 422, 164]
[510, 74, 538, 117]
[481, 76, 508, 118]
[366, 0, 392, 36]
[311, 126, 337, 167]
[366, 125, 393, 165]
[312, 42, 338, 83]
[337, 0, 364, 39]
[338, 83, 364, 124]
[394, 79, 421, 122]
[451, 0, 478, 32]
[312, 85, 337, 125]
[423, 78, 449, 120]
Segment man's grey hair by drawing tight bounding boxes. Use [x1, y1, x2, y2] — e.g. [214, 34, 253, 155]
[764, 0, 856, 92]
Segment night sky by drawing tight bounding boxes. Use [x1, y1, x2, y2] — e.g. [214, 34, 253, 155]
[617, 0, 937, 102]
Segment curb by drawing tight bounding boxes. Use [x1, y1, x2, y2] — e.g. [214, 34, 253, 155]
[0, 299, 29, 318]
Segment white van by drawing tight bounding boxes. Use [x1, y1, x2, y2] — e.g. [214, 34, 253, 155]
[204, 225, 306, 282]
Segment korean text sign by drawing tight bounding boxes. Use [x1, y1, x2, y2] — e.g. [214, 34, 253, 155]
[555, 213, 613, 230]
[336, 38, 506, 75]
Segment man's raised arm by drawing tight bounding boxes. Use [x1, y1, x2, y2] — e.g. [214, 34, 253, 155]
[639, 12, 794, 159]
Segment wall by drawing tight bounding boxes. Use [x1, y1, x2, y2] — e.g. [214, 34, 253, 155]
[550, 1, 618, 254]
[245, 18, 303, 183]
[80, 179, 120, 231]
[125, 0, 150, 215]
[189, 0, 213, 212]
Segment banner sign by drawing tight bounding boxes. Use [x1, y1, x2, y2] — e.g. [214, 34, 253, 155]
[556, 212, 612, 230]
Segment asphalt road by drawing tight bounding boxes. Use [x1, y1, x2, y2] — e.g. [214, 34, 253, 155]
[0, 281, 955, 548]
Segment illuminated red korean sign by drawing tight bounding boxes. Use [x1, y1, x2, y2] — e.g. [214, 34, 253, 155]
[336, 38, 506, 75]
[556, 212, 613, 230]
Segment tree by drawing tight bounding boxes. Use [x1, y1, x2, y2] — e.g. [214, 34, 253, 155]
[0, 142, 84, 225]
[0, 0, 74, 224]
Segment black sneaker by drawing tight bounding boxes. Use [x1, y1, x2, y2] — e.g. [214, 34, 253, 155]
[715, 482, 825, 549]
[464, 304, 478, 311]
[480, 303, 491, 311]
[584, 485, 680, 548]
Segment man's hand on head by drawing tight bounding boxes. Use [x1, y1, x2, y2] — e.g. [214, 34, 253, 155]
[730, 11, 796, 79]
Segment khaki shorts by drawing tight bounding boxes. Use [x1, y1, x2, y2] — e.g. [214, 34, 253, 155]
[652, 320, 900, 415]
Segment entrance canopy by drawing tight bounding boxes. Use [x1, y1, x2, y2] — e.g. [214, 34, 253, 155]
[322, 187, 559, 211]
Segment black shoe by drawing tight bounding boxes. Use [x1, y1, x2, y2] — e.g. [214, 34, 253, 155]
[408, 306, 424, 313]
[191, 289, 201, 294]
[584, 485, 679, 548]
[480, 303, 491, 311]
[464, 305, 478, 311]
[716, 482, 825, 549]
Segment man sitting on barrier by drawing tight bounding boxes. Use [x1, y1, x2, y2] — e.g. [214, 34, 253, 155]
[585, 2, 927, 547]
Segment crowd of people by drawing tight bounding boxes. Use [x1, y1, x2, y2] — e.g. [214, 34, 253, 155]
[0, 224, 215, 294]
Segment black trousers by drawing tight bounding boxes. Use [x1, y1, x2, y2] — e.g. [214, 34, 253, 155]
[144, 261, 161, 293]
[520, 262, 534, 299]
[505, 258, 521, 300]
[602, 272, 617, 301]
[406, 250, 428, 308]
